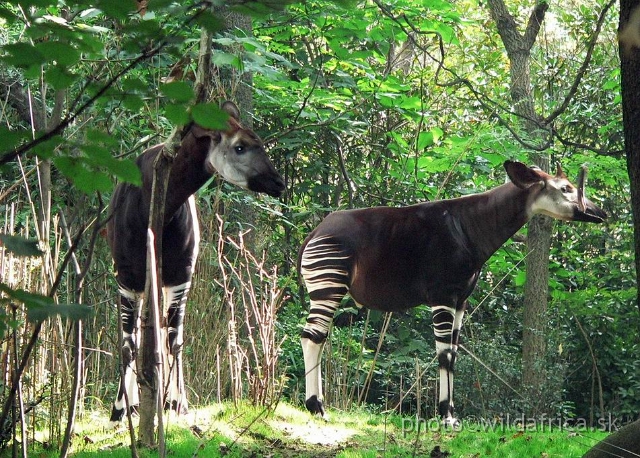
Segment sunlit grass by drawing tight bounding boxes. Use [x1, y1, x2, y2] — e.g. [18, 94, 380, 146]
[3, 401, 609, 457]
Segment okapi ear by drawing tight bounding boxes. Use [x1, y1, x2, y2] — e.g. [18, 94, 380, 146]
[189, 124, 222, 143]
[504, 160, 544, 189]
[189, 123, 209, 138]
[555, 162, 567, 178]
[221, 101, 241, 122]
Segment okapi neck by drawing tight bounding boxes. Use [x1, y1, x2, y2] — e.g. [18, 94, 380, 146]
[460, 183, 532, 264]
[162, 134, 213, 221]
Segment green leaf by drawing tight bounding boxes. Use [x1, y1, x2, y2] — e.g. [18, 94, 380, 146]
[164, 104, 190, 126]
[85, 128, 119, 147]
[26, 302, 93, 322]
[160, 81, 194, 103]
[212, 52, 243, 70]
[95, 0, 135, 20]
[74, 168, 113, 193]
[417, 131, 435, 150]
[122, 93, 144, 112]
[80, 144, 141, 185]
[190, 104, 229, 130]
[45, 66, 78, 90]
[0, 127, 30, 153]
[111, 159, 141, 185]
[0, 235, 43, 257]
[1, 42, 46, 67]
[0, 283, 92, 322]
[53, 156, 113, 193]
[122, 76, 148, 92]
[195, 10, 224, 33]
[0, 6, 17, 23]
[35, 41, 81, 66]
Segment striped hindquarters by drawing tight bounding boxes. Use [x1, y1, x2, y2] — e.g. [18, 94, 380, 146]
[299, 235, 352, 342]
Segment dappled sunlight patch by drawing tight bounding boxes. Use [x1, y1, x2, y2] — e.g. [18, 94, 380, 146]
[270, 418, 357, 446]
[268, 404, 358, 446]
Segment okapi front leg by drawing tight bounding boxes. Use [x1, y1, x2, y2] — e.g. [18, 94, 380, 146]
[432, 304, 464, 427]
[163, 282, 190, 415]
[110, 288, 141, 424]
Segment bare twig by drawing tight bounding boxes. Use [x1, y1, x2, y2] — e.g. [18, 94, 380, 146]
[216, 216, 285, 408]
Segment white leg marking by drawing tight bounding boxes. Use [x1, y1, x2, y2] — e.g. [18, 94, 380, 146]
[188, 196, 200, 261]
[163, 282, 191, 415]
[433, 305, 461, 427]
[302, 337, 324, 403]
[110, 287, 142, 426]
[436, 341, 453, 408]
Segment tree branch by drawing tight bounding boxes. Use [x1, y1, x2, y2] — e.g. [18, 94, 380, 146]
[523, 2, 549, 49]
[544, 0, 616, 124]
[553, 127, 624, 156]
[486, 0, 522, 56]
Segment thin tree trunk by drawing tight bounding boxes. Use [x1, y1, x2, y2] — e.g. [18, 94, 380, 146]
[137, 142, 172, 448]
[137, 6, 216, 445]
[212, 8, 258, 244]
[486, 0, 551, 414]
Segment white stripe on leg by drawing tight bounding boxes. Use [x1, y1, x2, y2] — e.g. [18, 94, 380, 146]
[163, 282, 190, 415]
[301, 336, 326, 417]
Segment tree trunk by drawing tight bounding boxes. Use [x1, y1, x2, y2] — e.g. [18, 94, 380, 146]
[137, 145, 172, 448]
[212, 8, 258, 244]
[212, 9, 254, 124]
[521, 213, 552, 410]
[486, 0, 552, 414]
[137, 10, 218, 446]
[619, 0, 640, 319]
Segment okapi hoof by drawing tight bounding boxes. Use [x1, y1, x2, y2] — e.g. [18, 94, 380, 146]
[441, 416, 461, 430]
[165, 400, 189, 415]
[108, 405, 138, 426]
[305, 395, 326, 419]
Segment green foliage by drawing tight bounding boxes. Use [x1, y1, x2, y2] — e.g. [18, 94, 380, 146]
[0, 234, 42, 257]
[0, 283, 92, 324]
[191, 103, 231, 130]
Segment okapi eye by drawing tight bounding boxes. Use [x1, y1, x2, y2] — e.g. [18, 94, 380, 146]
[561, 185, 572, 193]
[234, 145, 246, 154]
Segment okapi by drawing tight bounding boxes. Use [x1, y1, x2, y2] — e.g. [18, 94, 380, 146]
[298, 161, 606, 426]
[107, 101, 284, 423]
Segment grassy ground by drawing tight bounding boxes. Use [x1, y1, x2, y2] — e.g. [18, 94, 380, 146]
[5, 402, 609, 457]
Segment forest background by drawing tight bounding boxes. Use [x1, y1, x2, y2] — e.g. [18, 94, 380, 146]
[0, 0, 638, 452]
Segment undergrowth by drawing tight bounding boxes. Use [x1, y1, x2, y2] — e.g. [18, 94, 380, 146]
[2, 401, 609, 457]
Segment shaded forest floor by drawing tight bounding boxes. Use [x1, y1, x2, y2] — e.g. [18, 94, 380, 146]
[9, 401, 611, 457]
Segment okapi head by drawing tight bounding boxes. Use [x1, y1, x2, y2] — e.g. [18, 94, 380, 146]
[189, 101, 284, 198]
[505, 160, 607, 224]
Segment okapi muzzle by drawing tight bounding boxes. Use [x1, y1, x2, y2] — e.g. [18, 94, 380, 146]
[528, 163, 607, 224]
[202, 102, 284, 198]
[573, 165, 607, 223]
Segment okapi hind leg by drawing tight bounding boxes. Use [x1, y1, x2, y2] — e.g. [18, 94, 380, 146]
[163, 282, 191, 415]
[432, 302, 466, 428]
[110, 287, 142, 425]
[299, 235, 351, 419]
[301, 332, 327, 417]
